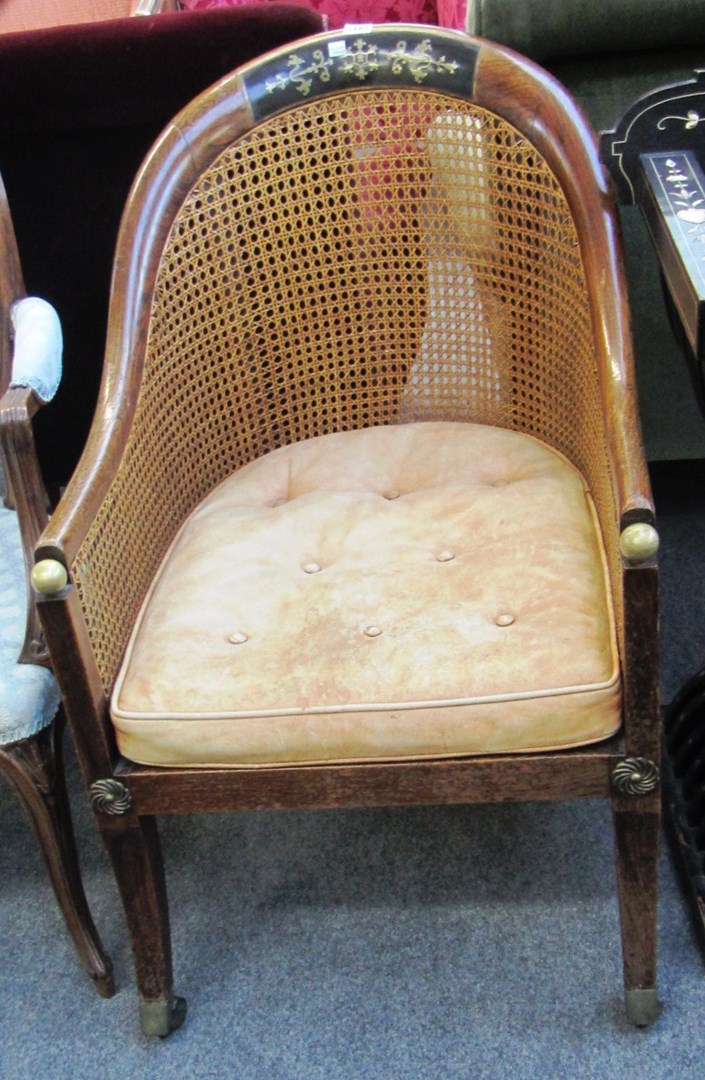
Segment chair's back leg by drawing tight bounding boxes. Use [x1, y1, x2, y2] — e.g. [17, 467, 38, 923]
[612, 791, 661, 1026]
[0, 717, 114, 996]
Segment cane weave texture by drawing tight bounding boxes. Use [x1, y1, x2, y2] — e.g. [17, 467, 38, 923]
[71, 87, 620, 693]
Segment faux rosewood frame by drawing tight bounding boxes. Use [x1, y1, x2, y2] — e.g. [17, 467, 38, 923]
[34, 28, 661, 1035]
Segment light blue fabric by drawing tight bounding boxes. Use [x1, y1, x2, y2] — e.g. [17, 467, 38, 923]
[0, 503, 60, 745]
[9, 297, 62, 404]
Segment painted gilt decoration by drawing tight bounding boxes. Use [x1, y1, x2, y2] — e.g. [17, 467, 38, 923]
[246, 29, 475, 120]
[264, 37, 460, 98]
[662, 154, 705, 236]
[599, 69, 705, 204]
[265, 47, 332, 97]
[657, 109, 705, 133]
[612, 758, 660, 797]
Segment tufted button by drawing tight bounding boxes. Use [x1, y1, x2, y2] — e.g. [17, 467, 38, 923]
[364, 625, 383, 638]
[384, 489, 401, 500]
[303, 562, 322, 574]
[437, 550, 455, 562]
[495, 614, 515, 627]
[227, 632, 249, 644]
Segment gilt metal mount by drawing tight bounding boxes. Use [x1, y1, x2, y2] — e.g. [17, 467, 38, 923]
[89, 778, 132, 816]
[612, 758, 660, 796]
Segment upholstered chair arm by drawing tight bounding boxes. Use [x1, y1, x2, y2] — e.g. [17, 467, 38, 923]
[0, 298, 62, 667]
[466, 0, 705, 63]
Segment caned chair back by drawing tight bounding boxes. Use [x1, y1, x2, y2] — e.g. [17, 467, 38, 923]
[66, 28, 633, 699]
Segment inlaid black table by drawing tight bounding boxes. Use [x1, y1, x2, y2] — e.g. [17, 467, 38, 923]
[603, 72, 705, 954]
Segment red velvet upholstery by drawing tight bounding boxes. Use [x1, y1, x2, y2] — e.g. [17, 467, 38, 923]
[180, 0, 439, 30]
[0, 5, 324, 488]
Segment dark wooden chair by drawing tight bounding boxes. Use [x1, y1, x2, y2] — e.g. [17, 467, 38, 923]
[32, 26, 661, 1037]
[0, 173, 113, 996]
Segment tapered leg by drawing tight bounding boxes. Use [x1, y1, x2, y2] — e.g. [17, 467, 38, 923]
[0, 720, 114, 996]
[612, 792, 661, 1026]
[97, 810, 186, 1036]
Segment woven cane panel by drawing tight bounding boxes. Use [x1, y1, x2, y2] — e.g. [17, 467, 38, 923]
[72, 88, 621, 691]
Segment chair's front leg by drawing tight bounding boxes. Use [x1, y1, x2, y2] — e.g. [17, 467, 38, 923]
[612, 788, 661, 1027]
[0, 718, 114, 997]
[92, 804, 186, 1036]
[613, 527, 661, 1025]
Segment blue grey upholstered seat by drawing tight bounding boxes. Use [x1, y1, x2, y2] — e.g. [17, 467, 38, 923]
[0, 483, 60, 745]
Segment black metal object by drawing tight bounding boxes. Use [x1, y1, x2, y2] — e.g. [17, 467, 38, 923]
[603, 73, 705, 957]
[638, 150, 705, 407]
[663, 670, 705, 955]
[601, 70, 705, 411]
[601, 68, 705, 205]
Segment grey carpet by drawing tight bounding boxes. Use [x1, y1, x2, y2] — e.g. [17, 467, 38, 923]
[1, 461, 705, 1079]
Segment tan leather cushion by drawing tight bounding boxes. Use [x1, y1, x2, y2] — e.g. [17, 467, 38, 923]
[111, 422, 620, 767]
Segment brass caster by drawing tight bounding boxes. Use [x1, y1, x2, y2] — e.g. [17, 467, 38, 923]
[625, 988, 661, 1028]
[139, 994, 187, 1038]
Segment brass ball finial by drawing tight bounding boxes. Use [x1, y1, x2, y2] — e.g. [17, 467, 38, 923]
[31, 558, 69, 596]
[619, 523, 659, 564]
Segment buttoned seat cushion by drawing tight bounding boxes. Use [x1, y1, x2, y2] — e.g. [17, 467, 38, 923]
[111, 421, 621, 767]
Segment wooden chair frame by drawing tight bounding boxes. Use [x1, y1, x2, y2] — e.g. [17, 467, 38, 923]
[33, 27, 660, 1036]
[0, 174, 113, 996]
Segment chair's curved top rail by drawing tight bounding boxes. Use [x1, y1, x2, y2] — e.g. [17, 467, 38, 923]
[244, 27, 477, 118]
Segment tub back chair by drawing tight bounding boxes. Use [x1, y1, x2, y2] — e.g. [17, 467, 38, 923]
[33, 27, 660, 1037]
